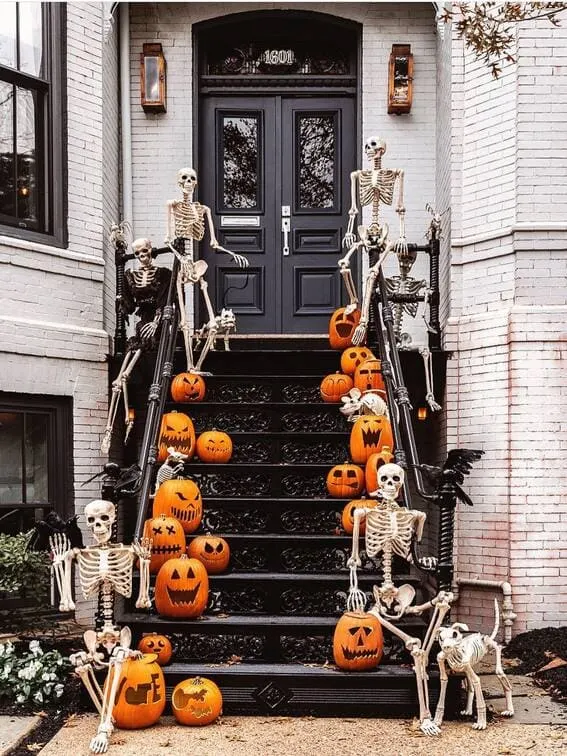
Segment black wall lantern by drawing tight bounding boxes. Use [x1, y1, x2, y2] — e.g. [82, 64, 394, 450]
[141, 43, 167, 113]
[388, 44, 413, 115]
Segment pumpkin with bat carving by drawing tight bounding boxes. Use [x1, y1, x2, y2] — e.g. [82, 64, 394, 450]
[170, 372, 206, 403]
[153, 479, 203, 534]
[106, 653, 166, 729]
[157, 411, 195, 462]
[350, 414, 394, 464]
[172, 676, 223, 726]
[328, 307, 362, 350]
[142, 514, 186, 574]
[341, 499, 378, 535]
[326, 462, 365, 499]
[365, 446, 395, 493]
[137, 634, 173, 666]
[154, 554, 209, 618]
[187, 535, 230, 574]
[196, 429, 233, 463]
[333, 611, 384, 671]
[320, 372, 354, 403]
[354, 358, 386, 395]
[340, 346, 375, 376]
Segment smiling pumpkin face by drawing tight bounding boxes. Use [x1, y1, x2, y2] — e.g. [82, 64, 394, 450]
[137, 634, 173, 666]
[153, 479, 203, 534]
[172, 676, 223, 726]
[154, 554, 209, 619]
[157, 411, 195, 462]
[329, 307, 362, 350]
[196, 430, 233, 463]
[326, 463, 365, 499]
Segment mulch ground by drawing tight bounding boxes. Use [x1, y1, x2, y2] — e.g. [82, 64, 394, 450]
[506, 626, 567, 703]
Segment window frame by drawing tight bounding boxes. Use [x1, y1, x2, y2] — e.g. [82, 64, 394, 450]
[0, 3, 67, 247]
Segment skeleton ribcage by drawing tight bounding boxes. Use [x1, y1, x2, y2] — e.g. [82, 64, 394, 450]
[358, 170, 397, 207]
[364, 509, 415, 560]
[173, 202, 205, 240]
[446, 637, 486, 671]
[131, 268, 157, 288]
[77, 548, 134, 600]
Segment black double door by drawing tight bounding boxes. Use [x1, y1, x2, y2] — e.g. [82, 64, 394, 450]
[199, 95, 356, 334]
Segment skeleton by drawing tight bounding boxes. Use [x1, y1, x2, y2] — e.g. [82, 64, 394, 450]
[101, 237, 170, 454]
[165, 168, 248, 374]
[152, 446, 188, 497]
[338, 137, 406, 345]
[340, 387, 389, 423]
[194, 307, 236, 352]
[50, 500, 152, 753]
[434, 599, 514, 730]
[347, 463, 453, 736]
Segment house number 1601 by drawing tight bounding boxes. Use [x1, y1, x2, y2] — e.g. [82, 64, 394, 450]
[262, 49, 295, 66]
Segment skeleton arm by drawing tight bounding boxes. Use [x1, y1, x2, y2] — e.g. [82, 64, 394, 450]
[352, 241, 393, 345]
[347, 507, 368, 613]
[132, 538, 152, 609]
[50, 533, 76, 612]
[343, 171, 361, 248]
[395, 169, 406, 240]
[203, 206, 249, 268]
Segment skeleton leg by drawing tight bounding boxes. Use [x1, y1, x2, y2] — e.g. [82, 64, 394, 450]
[433, 652, 449, 727]
[101, 350, 138, 454]
[120, 349, 142, 443]
[464, 664, 487, 730]
[192, 279, 217, 374]
[134, 541, 152, 609]
[347, 509, 367, 612]
[488, 639, 514, 716]
[352, 243, 392, 346]
[419, 346, 442, 412]
[177, 276, 195, 371]
[462, 677, 475, 716]
[75, 663, 104, 715]
[90, 648, 127, 754]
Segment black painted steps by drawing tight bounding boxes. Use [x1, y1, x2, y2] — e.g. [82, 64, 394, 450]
[154, 662, 462, 717]
[178, 349, 342, 376]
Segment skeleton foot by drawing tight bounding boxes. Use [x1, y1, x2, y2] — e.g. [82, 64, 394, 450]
[100, 431, 112, 455]
[472, 721, 487, 731]
[461, 706, 473, 717]
[59, 597, 76, 612]
[420, 718, 441, 736]
[90, 730, 111, 754]
[499, 709, 514, 718]
[344, 303, 357, 316]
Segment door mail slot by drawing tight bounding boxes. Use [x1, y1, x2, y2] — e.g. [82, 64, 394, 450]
[221, 216, 261, 227]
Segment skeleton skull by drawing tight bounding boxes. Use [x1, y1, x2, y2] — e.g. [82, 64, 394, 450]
[378, 463, 404, 502]
[364, 136, 386, 161]
[85, 499, 116, 545]
[132, 238, 153, 268]
[177, 167, 197, 194]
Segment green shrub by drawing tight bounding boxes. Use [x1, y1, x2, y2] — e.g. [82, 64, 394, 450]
[0, 531, 51, 605]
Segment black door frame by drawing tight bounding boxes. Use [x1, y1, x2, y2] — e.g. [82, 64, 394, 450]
[192, 10, 362, 336]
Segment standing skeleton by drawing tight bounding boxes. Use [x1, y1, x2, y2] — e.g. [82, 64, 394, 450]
[165, 168, 248, 374]
[101, 236, 170, 454]
[338, 137, 406, 346]
[50, 500, 152, 753]
[347, 463, 453, 736]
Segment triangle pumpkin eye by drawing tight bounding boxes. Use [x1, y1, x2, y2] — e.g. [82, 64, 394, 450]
[204, 543, 214, 553]
[187, 567, 195, 579]
[171, 569, 180, 579]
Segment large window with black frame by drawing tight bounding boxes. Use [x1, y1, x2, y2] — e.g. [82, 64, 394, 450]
[0, 2, 66, 245]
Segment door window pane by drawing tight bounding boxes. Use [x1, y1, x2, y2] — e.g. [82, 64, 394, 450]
[297, 115, 335, 209]
[16, 86, 37, 224]
[0, 413, 23, 505]
[25, 413, 48, 503]
[222, 115, 259, 209]
[18, 2, 43, 77]
[0, 3, 17, 69]
[0, 81, 15, 218]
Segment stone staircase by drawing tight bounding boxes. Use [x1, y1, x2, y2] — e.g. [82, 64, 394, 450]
[119, 341, 459, 716]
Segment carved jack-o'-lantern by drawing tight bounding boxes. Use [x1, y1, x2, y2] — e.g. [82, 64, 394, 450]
[155, 554, 209, 619]
[329, 307, 362, 350]
[187, 535, 230, 574]
[365, 446, 395, 493]
[107, 653, 166, 729]
[326, 462, 365, 499]
[172, 676, 223, 726]
[196, 430, 233, 464]
[157, 411, 195, 463]
[142, 514, 186, 574]
[137, 634, 173, 666]
[341, 499, 378, 535]
[171, 373, 206, 403]
[153, 479, 203, 534]
[333, 611, 384, 671]
[354, 358, 386, 395]
[320, 372, 354, 403]
[340, 346, 375, 376]
[350, 414, 394, 464]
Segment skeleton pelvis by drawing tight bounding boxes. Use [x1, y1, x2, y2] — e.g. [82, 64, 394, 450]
[373, 583, 416, 616]
[182, 259, 208, 283]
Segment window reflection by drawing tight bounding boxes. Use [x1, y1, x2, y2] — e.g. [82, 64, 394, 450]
[0, 81, 15, 218]
[18, 2, 43, 77]
[0, 3, 17, 69]
[298, 115, 335, 209]
[222, 116, 259, 209]
[0, 413, 23, 505]
[16, 86, 36, 223]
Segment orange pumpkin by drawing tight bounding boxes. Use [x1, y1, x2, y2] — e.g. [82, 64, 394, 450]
[196, 429, 233, 463]
[354, 358, 386, 394]
[340, 346, 375, 376]
[187, 535, 230, 574]
[171, 373, 206, 403]
[341, 499, 377, 535]
[142, 514, 186, 574]
[155, 554, 209, 619]
[320, 372, 354, 403]
[326, 462, 365, 499]
[158, 411, 195, 462]
[172, 676, 222, 726]
[333, 611, 384, 671]
[107, 653, 166, 729]
[153, 479, 203, 534]
[365, 446, 395, 493]
[350, 415, 394, 464]
[329, 307, 362, 350]
[137, 634, 173, 666]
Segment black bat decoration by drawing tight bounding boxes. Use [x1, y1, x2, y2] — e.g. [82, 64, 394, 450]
[28, 511, 84, 552]
[413, 448, 484, 507]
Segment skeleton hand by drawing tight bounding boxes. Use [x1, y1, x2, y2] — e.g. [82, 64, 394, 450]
[342, 233, 356, 250]
[139, 320, 158, 340]
[50, 532, 71, 564]
[394, 235, 408, 257]
[211, 242, 249, 268]
[131, 537, 152, 561]
[418, 555, 438, 571]
[351, 320, 368, 345]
